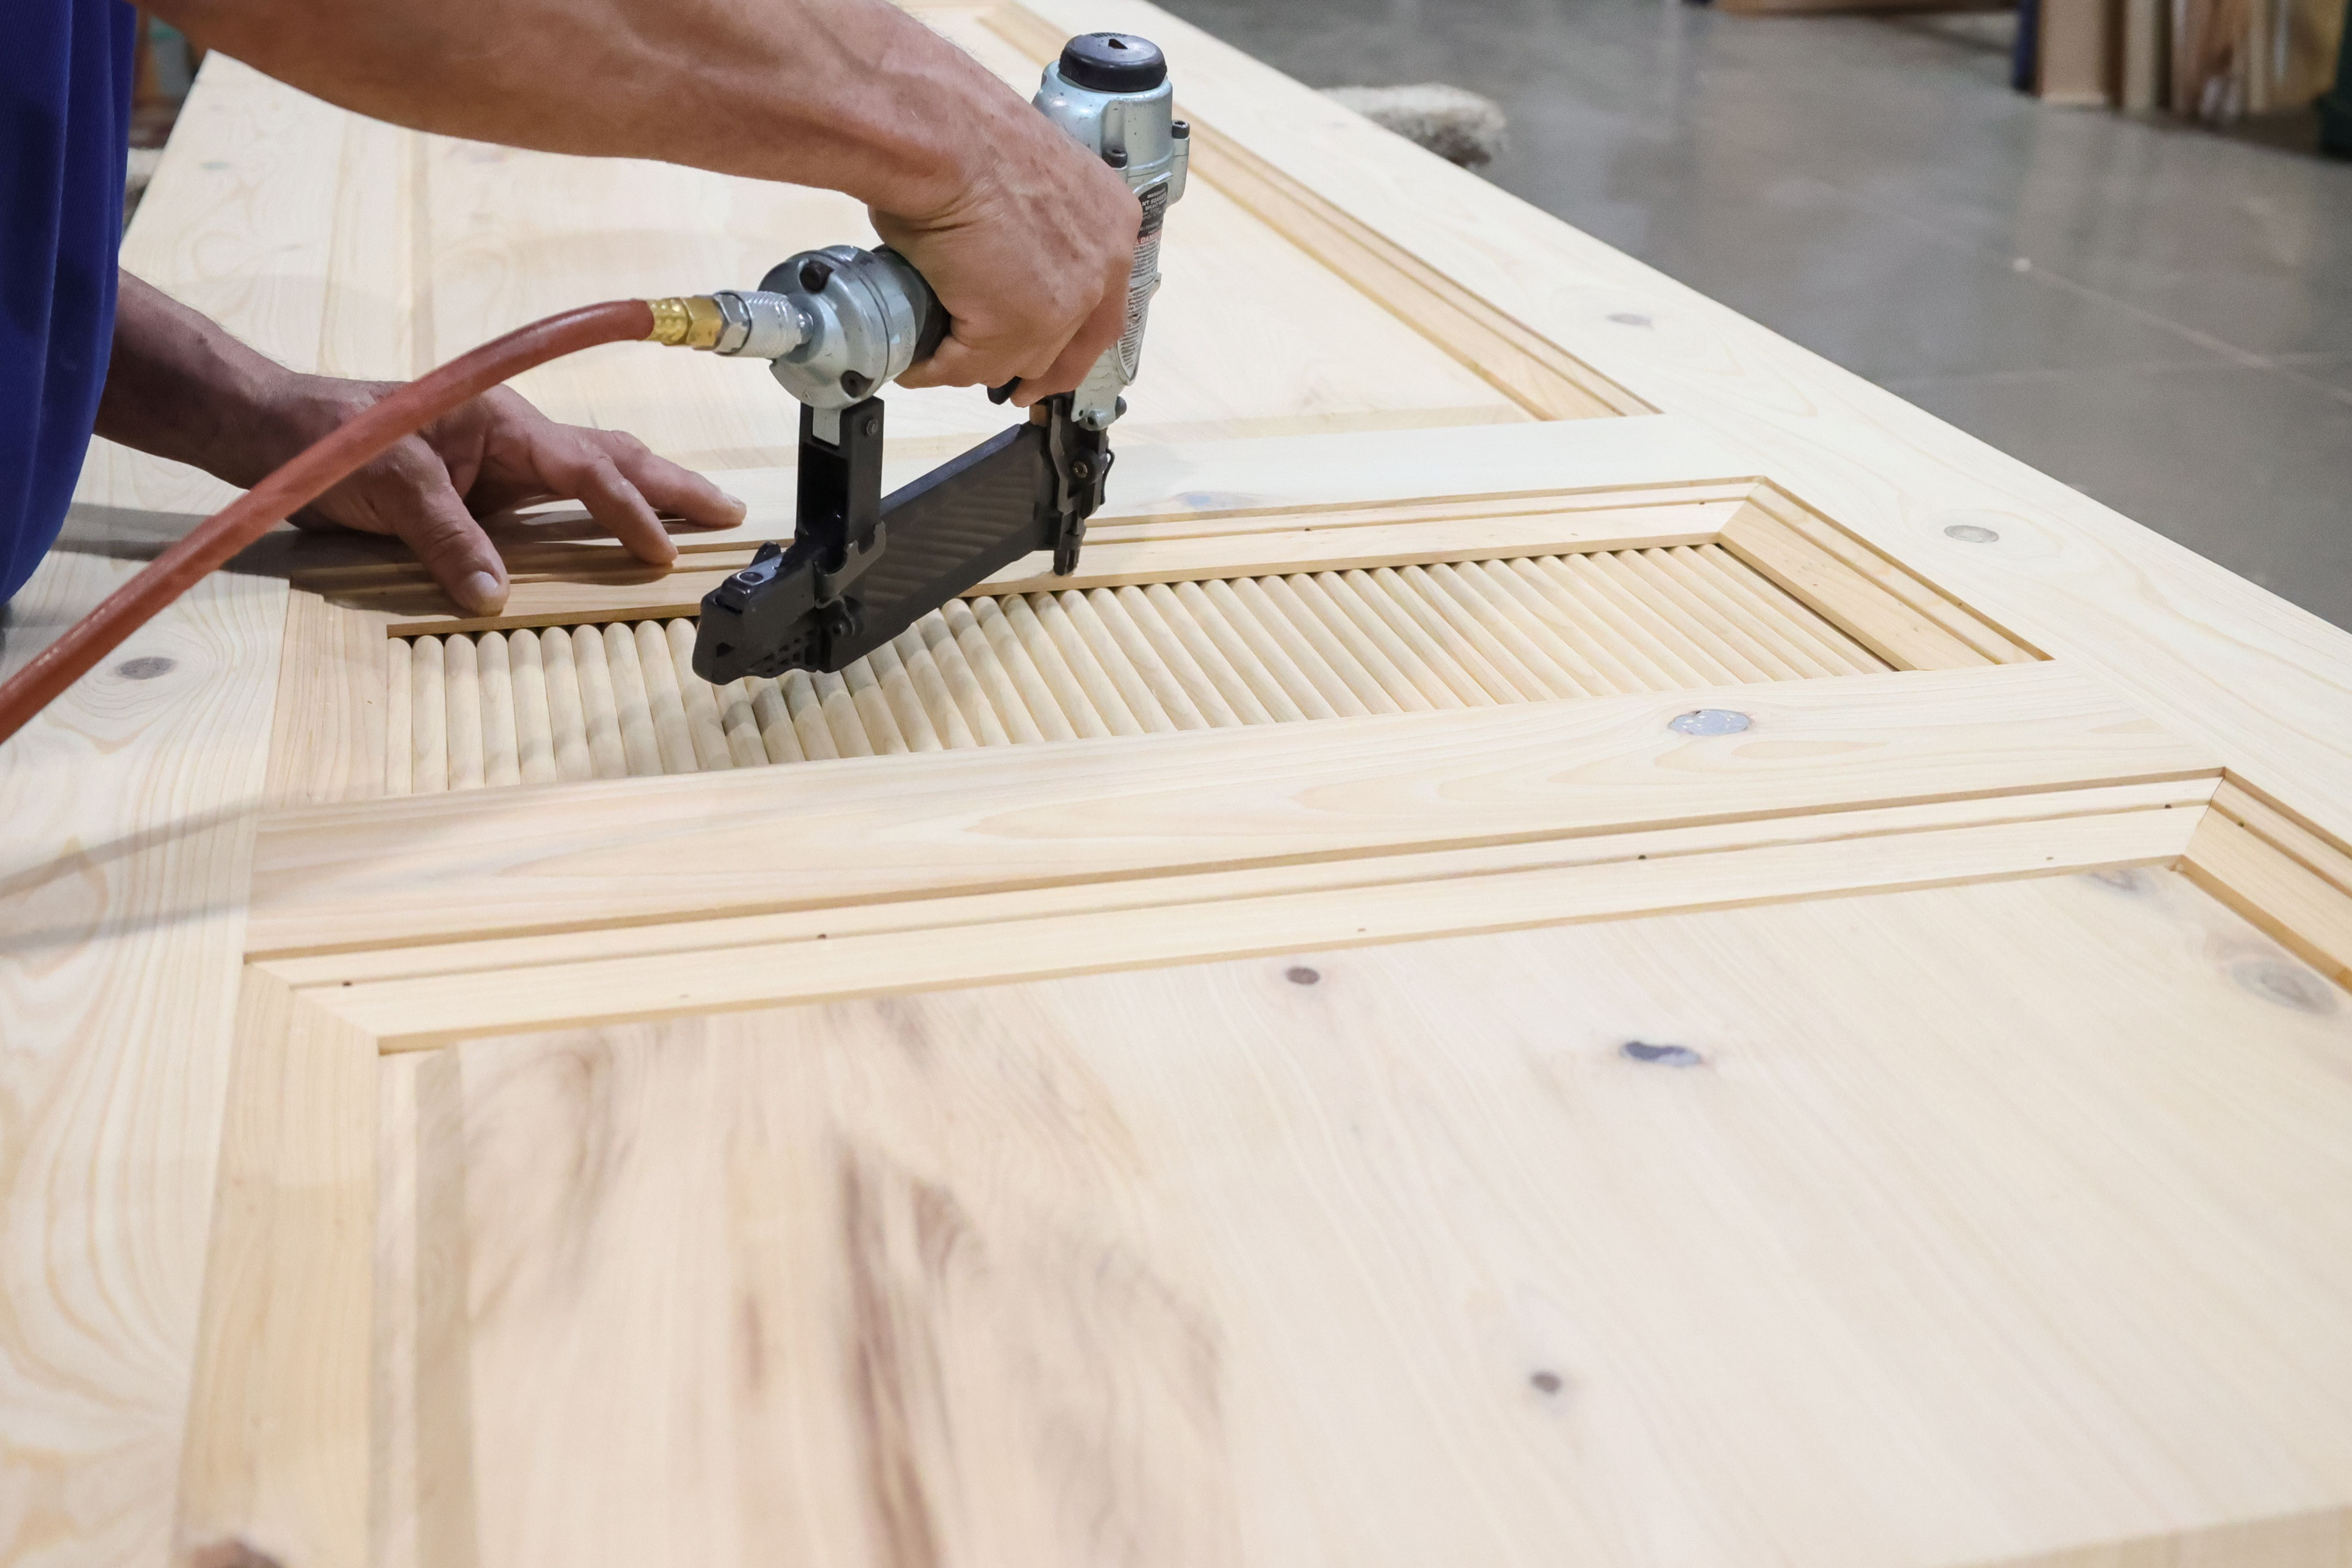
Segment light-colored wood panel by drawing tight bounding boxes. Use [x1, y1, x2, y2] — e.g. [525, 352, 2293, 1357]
[174, 971, 376, 1568]
[1740, 486, 2041, 665]
[0, 552, 286, 1568]
[445, 395, 1746, 566]
[1021, 0, 2352, 850]
[312, 806, 2198, 1048]
[1722, 502, 1993, 671]
[382, 535, 1940, 792]
[383, 870, 2352, 1567]
[261, 780, 2212, 991]
[2211, 778, 2352, 897]
[264, 593, 393, 805]
[2182, 811, 2352, 988]
[248, 663, 2215, 955]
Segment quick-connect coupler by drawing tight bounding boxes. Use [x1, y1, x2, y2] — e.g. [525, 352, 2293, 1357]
[644, 246, 945, 412]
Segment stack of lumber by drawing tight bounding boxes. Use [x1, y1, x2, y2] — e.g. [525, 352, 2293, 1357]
[9, 2, 2352, 1565]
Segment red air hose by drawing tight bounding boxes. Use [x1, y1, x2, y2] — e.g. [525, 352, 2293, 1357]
[0, 298, 658, 749]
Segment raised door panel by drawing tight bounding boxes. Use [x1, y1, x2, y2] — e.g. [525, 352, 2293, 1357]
[364, 874, 2352, 1568]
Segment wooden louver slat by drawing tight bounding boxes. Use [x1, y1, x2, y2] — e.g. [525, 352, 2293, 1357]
[391, 547, 1894, 795]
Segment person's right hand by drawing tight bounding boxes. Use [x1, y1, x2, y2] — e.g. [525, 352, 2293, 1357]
[878, 102, 1141, 407]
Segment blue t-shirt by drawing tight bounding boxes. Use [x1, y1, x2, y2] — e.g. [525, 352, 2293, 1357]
[2, 0, 133, 604]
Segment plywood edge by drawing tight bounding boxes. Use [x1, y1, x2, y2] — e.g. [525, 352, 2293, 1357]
[175, 968, 376, 1568]
[293, 805, 2201, 1050]
[983, 2, 1651, 423]
[2180, 809, 2352, 989]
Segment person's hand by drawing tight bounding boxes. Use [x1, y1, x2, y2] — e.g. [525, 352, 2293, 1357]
[270, 376, 747, 613]
[878, 103, 1140, 406]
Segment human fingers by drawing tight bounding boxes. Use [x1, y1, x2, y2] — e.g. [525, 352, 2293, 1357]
[879, 121, 1139, 392]
[584, 431, 747, 533]
[1010, 253, 1133, 405]
[504, 424, 679, 567]
[897, 323, 1073, 394]
[365, 447, 511, 615]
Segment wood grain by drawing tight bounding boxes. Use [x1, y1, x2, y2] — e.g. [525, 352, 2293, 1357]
[1013, 0, 2352, 849]
[248, 663, 2215, 955]
[175, 970, 376, 1568]
[262, 593, 393, 806]
[382, 536, 1919, 795]
[258, 780, 2214, 991]
[2182, 811, 2352, 986]
[309, 805, 2200, 1048]
[0, 551, 285, 1568]
[366, 869, 2352, 1567]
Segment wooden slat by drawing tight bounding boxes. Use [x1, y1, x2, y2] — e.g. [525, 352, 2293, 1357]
[2181, 812, 2352, 988]
[260, 779, 2215, 989]
[1739, 487, 2041, 665]
[2211, 778, 2352, 897]
[174, 971, 376, 1568]
[264, 593, 394, 805]
[310, 806, 2199, 1049]
[1721, 505, 1992, 671]
[247, 663, 2216, 956]
[382, 530, 1975, 795]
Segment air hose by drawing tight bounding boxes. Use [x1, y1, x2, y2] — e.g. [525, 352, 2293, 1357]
[0, 297, 724, 749]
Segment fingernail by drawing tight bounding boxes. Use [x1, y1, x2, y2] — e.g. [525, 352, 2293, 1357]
[457, 571, 504, 613]
[719, 491, 749, 518]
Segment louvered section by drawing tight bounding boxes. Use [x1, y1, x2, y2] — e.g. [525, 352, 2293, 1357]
[388, 545, 1890, 794]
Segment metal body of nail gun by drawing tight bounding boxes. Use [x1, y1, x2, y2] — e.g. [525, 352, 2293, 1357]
[675, 33, 1188, 685]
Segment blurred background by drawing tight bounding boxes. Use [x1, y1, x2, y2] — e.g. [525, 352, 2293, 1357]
[1159, 0, 2352, 631]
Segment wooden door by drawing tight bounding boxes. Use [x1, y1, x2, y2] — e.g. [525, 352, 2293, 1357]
[13, 3, 2352, 1566]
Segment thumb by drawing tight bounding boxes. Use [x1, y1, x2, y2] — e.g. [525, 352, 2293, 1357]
[397, 469, 510, 616]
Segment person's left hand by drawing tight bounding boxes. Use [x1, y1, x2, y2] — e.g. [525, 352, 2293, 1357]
[272, 375, 746, 614]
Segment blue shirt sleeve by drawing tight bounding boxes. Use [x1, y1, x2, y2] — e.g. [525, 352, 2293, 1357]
[0, 0, 135, 605]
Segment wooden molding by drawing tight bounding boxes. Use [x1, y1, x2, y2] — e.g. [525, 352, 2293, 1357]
[175, 971, 377, 1568]
[2180, 779, 2352, 986]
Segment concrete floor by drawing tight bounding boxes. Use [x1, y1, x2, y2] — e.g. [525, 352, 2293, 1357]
[1157, 0, 2352, 630]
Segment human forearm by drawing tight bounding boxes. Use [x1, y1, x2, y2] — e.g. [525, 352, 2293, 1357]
[144, 0, 1144, 396]
[95, 273, 308, 486]
[144, 0, 1016, 220]
[98, 273, 743, 612]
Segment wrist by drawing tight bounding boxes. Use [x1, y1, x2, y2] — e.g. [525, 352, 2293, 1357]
[214, 371, 384, 489]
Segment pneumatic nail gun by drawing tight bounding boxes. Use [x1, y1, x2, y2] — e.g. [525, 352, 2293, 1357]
[647, 32, 1188, 684]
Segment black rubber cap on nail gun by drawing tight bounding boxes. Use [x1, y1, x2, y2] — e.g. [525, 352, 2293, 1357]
[1060, 33, 1166, 92]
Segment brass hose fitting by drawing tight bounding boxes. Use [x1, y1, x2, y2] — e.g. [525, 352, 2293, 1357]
[644, 295, 726, 349]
